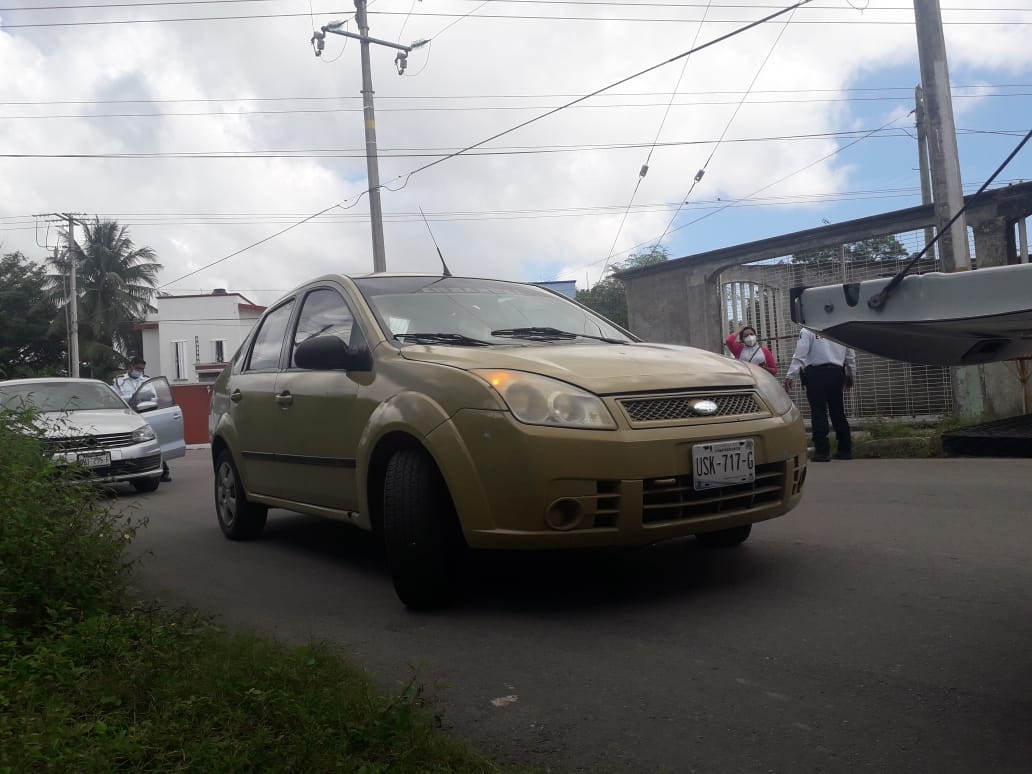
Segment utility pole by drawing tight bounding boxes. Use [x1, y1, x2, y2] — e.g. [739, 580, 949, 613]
[913, 0, 970, 271]
[312, 5, 427, 273]
[65, 214, 80, 378]
[914, 86, 937, 257]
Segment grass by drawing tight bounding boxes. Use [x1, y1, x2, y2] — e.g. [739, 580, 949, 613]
[0, 407, 516, 774]
[849, 416, 980, 458]
[1, 609, 503, 773]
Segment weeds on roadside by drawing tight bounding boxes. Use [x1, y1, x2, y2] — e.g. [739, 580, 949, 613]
[0, 407, 510, 774]
[0, 407, 143, 638]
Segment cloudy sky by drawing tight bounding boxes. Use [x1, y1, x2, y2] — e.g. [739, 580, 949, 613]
[0, 0, 1029, 306]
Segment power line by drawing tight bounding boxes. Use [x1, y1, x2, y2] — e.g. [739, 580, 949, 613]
[2, 181, 1023, 228]
[562, 112, 922, 279]
[0, 127, 1020, 160]
[157, 201, 359, 289]
[1, 91, 1028, 119]
[1, 1, 1025, 9]
[149, 0, 815, 288]
[1, 85, 1025, 108]
[3, 7, 1030, 28]
[651, 0, 800, 250]
[598, 0, 713, 278]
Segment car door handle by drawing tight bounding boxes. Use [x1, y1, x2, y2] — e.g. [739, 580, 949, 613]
[230, 389, 243, 403]
[275, 391, 293, 407]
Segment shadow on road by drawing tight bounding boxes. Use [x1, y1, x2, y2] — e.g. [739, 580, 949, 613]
[256, 510, 786, 615]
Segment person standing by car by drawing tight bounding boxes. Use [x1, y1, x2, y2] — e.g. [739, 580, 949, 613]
[725, 325, 777, 375]
[783, 328, 856, 462]
[113, 356, 172, 482]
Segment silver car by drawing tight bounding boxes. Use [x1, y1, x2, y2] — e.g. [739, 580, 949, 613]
[0, 377, 184, 492]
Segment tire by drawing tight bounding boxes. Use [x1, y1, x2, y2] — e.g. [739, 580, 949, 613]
[382, 448, 465, 610]
[214, 449, 268, 540]
[695, 524, 752, 548]
[132, 475, 161, 493]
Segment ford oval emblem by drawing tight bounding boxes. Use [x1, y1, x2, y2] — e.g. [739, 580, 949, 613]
[691, 399, 718, 416]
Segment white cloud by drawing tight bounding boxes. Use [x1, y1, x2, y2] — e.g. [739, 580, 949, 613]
[1, 1, 1028, 301]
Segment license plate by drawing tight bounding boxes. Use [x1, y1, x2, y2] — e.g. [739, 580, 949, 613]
[692, 439, 754, 490]
[77, 451, 111, 469]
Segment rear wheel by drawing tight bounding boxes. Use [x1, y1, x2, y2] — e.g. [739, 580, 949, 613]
[695, 524, 752, 548]
[132, 475, 161, 493]
[214, 449, 268, 540]
[382, 448, 465, 610]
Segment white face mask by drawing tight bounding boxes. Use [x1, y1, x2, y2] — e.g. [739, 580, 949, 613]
[743, 335, 758, 347]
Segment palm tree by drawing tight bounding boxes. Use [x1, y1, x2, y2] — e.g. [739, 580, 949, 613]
[47, 218, 162, 379]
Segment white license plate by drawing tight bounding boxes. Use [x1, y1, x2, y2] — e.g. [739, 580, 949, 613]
[692, 439, 755, 490]
[77, 451, 111, 469]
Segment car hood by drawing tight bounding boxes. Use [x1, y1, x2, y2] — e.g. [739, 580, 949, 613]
[33, 408, 147, 438]
[399, 341, 758, 393]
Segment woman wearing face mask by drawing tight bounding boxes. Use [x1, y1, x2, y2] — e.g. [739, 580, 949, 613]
[725, 325, 777, 376]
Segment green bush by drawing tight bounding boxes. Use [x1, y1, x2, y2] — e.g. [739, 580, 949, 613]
[0, 407, 518, 774]
[0, 408, 141, 637]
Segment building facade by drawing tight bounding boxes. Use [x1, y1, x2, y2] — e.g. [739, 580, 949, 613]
[138, 290, 265, 384]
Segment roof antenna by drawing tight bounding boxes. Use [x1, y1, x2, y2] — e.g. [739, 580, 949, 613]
[420, 206, 451, 277]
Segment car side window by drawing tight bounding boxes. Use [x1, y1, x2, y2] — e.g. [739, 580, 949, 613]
[131, 377, 176, 410]
[291, 288, 361, 368]
[246, 300, 295, 371]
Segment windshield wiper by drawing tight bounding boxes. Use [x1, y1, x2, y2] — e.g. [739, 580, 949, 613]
[394, 332, 493, 347]
[490, 326, 628, 344]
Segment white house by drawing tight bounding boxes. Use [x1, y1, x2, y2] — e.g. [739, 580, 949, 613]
[138, 289, 265, 384]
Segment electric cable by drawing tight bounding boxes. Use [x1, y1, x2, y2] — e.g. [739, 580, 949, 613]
[596, 0, 713, 282]
[652, 1, 799, 249]
[869, 126, 1032, 310]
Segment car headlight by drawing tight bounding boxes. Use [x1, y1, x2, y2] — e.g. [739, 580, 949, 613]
[472, 370, 617, 430]
[753, 366, 795, 416]
[132, 425, 157, 443]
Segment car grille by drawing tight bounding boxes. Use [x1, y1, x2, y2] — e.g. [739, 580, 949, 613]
[618, 392, 767, 425]
[44, 432, 138, 454]
[641, 461, 786, 524]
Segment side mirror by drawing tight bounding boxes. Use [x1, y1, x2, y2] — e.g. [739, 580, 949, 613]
[294, 336, 372, 371]
[134, 399, 159, 412]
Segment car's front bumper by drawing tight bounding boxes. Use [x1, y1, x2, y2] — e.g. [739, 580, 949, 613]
[429, 408, 808, 550]
[51, 440, 164, 484]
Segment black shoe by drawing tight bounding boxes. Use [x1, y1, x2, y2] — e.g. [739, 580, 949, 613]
[161, 471, 172, 482]
[812, 453, 831, 462]
[832, 452, 852, 460]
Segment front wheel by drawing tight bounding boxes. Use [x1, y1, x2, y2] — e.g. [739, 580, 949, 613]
[382, 448, 465, 610]
[695, 524, 752, 548]
[214, 449, 268, 540]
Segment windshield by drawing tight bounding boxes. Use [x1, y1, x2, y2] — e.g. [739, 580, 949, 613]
[0, 381, 127, 412]
[354, 276, 634, 345]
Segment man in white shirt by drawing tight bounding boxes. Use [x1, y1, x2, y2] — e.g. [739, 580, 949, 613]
[112, 356, 172, 482]
[112, 355, 148, 401]
[784, 329, 856, 462]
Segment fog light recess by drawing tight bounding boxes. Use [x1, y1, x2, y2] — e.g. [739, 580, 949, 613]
[545, 498, 584, 531]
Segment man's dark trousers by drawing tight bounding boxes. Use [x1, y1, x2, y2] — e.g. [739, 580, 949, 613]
[804, 363, 851, 457]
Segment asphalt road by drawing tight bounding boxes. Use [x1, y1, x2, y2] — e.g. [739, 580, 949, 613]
[126, 450, 1032, 773]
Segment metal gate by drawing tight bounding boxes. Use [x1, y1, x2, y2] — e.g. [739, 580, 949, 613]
[719, 231, 955, 421]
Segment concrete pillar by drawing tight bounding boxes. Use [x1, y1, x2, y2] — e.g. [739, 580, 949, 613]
[624, 268, 723, 352]
[971, 216, 1010, 268]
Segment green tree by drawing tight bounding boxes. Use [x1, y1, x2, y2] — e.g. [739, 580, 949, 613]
[576, 246, 669, 330]
[47, 219, 161, 381]
[792, 235, 910, 265]
[0, 252, 67, 378]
